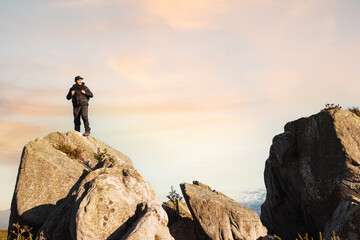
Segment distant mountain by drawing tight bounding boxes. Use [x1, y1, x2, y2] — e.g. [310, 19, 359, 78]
[0, 209, 9, 229]
[238, 189, 266, 216]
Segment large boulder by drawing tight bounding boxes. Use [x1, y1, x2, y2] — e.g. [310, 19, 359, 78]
[261, 109, 360, 239]
[39, 167, 172, 240]
[181, 181, 267, 240]
[9, 131, 173, 240]
[9, 130, 132, 233]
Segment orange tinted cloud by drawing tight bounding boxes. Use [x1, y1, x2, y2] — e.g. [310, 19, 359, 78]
[52, 0, 231, 29]
[93, 97, 264, 114]
[142, 0, 231, 30]
[0, 122, 45, 165]
[50, 0, 116, 7]
[140, 0, 304, 30]
[287, 0, 323, 17]
[108, 55, 157, 87]
[0, 102, 67, 116]
[0, 84, 68, 116]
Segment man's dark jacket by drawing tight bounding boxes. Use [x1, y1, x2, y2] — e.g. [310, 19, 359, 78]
[66, 82, 93, 107]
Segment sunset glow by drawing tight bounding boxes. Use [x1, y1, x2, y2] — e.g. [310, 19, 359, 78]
[1, 0, 360, 210]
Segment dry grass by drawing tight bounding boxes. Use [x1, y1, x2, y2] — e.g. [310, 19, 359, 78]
[0, 230, 8, 240]
[348, 106, 360, 117]
[274, 231, 341, 240]
[321, 103, 342, 112]
[7, 222, 46, 240]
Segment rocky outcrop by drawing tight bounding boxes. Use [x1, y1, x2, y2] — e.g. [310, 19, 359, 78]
[9, 130, 173, 240]
[181, 181, 267, 240]
[261, 109, 360, 239]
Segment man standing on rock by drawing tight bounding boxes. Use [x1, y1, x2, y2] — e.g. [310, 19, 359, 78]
[66, 76, 93, 136]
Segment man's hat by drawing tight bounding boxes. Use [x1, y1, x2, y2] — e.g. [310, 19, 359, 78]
[74, 76, 83, 81]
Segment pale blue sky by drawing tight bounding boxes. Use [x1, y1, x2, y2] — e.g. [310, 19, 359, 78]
[1, 0, 360, 210]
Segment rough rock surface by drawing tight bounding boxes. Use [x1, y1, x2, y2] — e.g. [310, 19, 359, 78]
[9, 130, 172, 240]
[261, 109, 360, 239]
[162, 199, 197, 240]
[181, 181, 267, 240]
[324, 196, 360, 240]
[168, 218, 198, 240]
[162, 199, 192, 226]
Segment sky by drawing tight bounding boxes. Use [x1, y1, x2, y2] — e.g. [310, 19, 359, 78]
[0, 0, 360, 210]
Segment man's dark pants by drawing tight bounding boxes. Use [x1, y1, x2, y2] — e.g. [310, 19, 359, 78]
[73, 104, 91, 133]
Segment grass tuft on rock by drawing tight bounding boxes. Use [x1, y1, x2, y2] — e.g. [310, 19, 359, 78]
[94, 148, 116, 168]
[274, 231, 341, 240]
[321, 103, 342, 112]
[347, 106, 360, 117]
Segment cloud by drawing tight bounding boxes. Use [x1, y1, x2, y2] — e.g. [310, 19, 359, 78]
[0, 101, 68, 116]
[140, 0, 321, 30]
[108, 55, 157, 87]
[52, 0, 232, 30]
[287, 0, 324, 18]
[50, 0, 118, 7]
[93, 97, 265, 115]
[0, 83, 68, 116]
[141, 0, 232, 30]
[0, 122, 45, 165]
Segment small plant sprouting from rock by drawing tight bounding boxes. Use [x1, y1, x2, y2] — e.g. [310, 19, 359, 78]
[166, 185, 183, 216]
[321, 104, 342, 112]
[38, 231, 46, 240]
[347, 106, 360, 117]
[8, 223, 46, 240]
[10, 222, 34, 240]
[321, 104, 360, 117]
[167, 185, 183, 202]
[94, 148, 114, 162]
[55, 144, 81, 160]
[94, 148, 116, 167]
